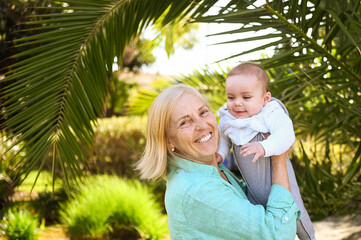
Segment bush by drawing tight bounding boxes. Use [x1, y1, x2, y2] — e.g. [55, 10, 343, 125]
[42, 116, 146, 178]
[60, 175, 168, 240]
[86, 116, 146, 177]
[0, 208, 39, 240]
[0, 132, 26, 209]
[293, 142, 361, 220]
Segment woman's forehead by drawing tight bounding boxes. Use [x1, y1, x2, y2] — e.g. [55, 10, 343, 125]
[171, 94, 206, 117]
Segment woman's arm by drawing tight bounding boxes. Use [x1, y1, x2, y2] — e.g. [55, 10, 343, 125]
[262, 131, 291, 192]
[181, 173, 299, 240]
[271, 149, 291, 192]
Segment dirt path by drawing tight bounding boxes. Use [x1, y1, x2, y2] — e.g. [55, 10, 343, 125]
[312, 215, 361, 240]
[1, 215, 360, 240]
[34, 215, 361, 240]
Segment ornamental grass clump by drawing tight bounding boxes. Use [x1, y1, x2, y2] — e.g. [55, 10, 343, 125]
[60, 175, 168, 240]
[1, 208, 39, 240]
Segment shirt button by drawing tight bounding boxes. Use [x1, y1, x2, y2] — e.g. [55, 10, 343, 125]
[284, 217, 289, 221]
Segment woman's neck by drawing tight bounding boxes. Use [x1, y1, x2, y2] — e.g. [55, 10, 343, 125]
[178, 153, 218, 167]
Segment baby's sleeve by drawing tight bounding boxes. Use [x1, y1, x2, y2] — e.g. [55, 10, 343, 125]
[217, 117, 232, 161]
[259, 107, 296, 157]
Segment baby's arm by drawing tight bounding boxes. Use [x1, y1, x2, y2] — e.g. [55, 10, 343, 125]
[217, 117, 232, 162]
[240, 142, 265, 163]
[260, 107, 295, 157]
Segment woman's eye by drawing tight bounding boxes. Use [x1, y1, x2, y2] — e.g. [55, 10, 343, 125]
[180, 119, 191, 127]
[201, 109, 209, 115]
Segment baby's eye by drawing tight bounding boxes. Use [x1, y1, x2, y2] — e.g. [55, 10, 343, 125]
[227, 96, 234, 100]
[243, 96, 251, 100]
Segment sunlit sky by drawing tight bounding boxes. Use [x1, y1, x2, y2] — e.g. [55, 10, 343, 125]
[142, 1, 273, 76]
[142, 23, 274, 76]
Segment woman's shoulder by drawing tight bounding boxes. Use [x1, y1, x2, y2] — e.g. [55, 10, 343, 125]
[166, 158, 245, 206]
[168, 168, 220, 190]
[166, 168, 230, 201]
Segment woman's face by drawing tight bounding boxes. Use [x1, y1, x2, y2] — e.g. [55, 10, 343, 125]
[168, 93, 219, 164]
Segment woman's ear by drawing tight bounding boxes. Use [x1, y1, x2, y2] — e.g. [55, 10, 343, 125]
[264, 91, 272, 105]
[168, 142, 175, 152]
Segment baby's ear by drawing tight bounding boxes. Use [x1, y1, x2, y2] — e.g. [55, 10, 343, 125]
[264, 91, 272, 105]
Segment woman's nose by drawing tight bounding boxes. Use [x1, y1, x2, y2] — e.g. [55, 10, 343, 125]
[195, 119, 207, 130]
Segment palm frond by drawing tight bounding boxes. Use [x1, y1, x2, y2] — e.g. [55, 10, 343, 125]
[128, 66, 228, 116]
[2, 0, 214, 183]
[193, 0, 361, 182]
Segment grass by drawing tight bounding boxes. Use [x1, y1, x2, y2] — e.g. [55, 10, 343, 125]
[16, 171, 63, 193]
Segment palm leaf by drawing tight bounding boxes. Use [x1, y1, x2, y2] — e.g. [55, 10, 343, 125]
[193, 0, 361, 182]
[2, 0, 214, 184]
[128, 66, 227, 116]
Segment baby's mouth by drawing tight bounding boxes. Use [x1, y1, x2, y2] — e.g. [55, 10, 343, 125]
[235, 110, 245, 114]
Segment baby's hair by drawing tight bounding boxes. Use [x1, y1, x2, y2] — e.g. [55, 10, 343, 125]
[228, 62, 270, 92]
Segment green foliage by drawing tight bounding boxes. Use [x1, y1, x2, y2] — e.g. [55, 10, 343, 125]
[2, 0, 211, 184]
[153, 12, 200, 57]
[0, 0, 63, 74]
[128, 66, 228, 115]
[293, 141, 361, 220]
[14, 170, 67, 225]
[17, 170, 63, 193]
[85, 116, 146, 177]
[0, 132, 25, 208]
[1, 208, 39, 240]
[29, 188, 69, 226]
[60, 175, 168, 240]
[130, 0, 361, 187]
[196, 0, 361, 148]
[105, 73, 139, 117]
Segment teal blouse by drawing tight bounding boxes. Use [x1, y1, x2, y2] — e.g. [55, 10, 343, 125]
[165, 157, 300, 240]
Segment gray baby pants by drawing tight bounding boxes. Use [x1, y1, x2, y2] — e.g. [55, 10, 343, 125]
[232, 134, 316, 240]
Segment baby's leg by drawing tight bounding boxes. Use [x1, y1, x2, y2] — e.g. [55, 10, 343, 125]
[287, 160, 316, 240]
[232, 133, 271, 206]
[232, 133, 316, 239]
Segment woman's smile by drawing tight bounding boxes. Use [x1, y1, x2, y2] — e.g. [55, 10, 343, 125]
[195, 133, 212, 143]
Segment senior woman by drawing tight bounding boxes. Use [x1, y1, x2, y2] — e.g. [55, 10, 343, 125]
[136, 84, 300, 240]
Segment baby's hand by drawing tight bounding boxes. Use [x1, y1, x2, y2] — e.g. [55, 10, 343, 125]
[240, 142, 265, 163]
[215, 153, 223, 164]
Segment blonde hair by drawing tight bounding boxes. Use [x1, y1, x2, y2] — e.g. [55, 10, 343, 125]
[228, 62, 270, 92]
[136, 84, 206, 181]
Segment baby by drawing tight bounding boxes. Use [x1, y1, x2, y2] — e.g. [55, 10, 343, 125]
[217, 62, 316, 240]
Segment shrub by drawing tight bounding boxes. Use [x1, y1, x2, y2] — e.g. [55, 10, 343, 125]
[293, 142, 361, 220]
[41, 116, 147, 178]
[60, 175, 168, 240]
[0, 208, 39, 240]
[0, 132, 26, 209]
[87, 116, 146, 177]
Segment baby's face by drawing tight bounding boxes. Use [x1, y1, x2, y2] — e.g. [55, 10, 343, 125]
[226, 74, 271, 119]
